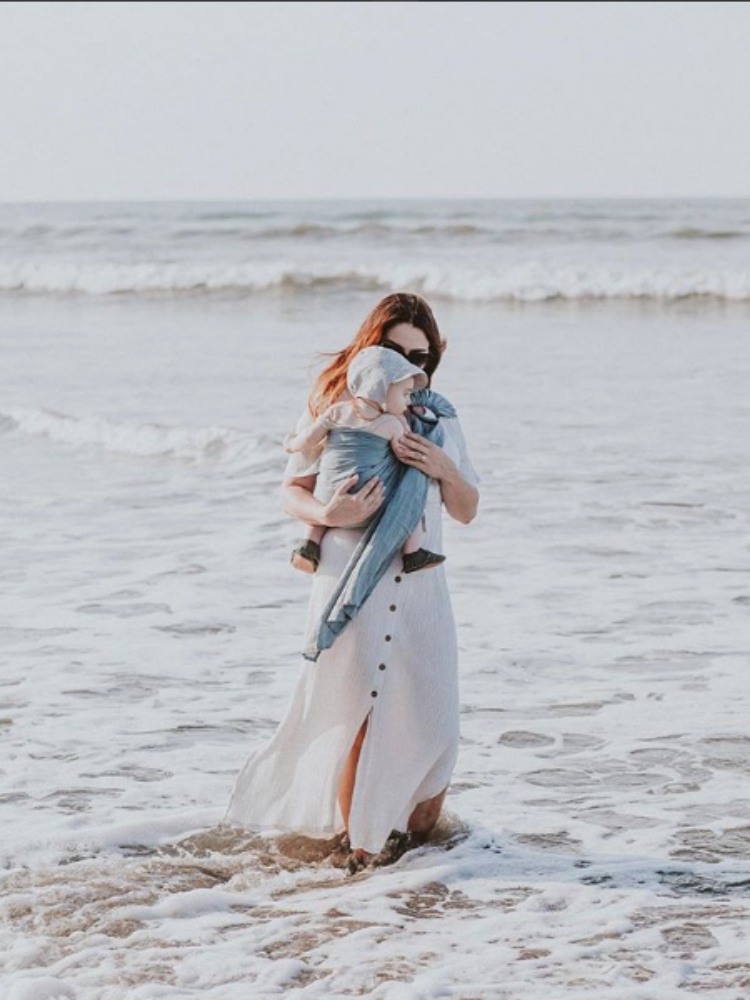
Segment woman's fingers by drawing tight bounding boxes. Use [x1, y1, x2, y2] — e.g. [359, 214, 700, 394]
[334, 474, 357, 495]
[399, 442, 428, 461]
[362, 476, 384, 506]
[399, 432, 427, 453]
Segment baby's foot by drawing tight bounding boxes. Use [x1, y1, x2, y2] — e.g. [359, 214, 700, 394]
[402, 548, 446, 574]
[290, 539, 321, 573]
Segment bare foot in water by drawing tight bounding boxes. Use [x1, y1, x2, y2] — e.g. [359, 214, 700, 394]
[345, 846, 374, 875]
[328, 832, 372, 874]
[372, 829, 431, 868]
[344, 829, 429, 873]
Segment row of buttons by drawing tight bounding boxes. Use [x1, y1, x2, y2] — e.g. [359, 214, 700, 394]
[371, 573, 403, 697]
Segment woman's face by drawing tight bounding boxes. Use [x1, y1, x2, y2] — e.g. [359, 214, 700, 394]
[380, 323, 430, 369]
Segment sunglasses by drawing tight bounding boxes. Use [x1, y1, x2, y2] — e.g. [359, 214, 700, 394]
[381, 339, 431, 369]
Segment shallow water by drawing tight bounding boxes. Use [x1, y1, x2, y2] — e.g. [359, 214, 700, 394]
[2, 206, 750, 995]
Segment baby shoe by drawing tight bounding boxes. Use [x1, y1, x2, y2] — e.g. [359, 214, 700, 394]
[402, 548, 446, 574]
[290, 539, 321, 573]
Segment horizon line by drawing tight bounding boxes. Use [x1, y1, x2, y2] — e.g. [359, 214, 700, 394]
[1, 194, 750, 205]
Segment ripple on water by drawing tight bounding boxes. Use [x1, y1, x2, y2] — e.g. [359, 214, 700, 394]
[697, 735, 750, 776]
[544, 701, 608, 716]
[0, 626, 79, 648]
[75, 602, 173, 617]
[80, 766, 173, 782]
[524, 768, 600, 787]
[670, 824, 750, 864]
[513, 830, 585, 854]
[153, 622, 236, 636]
[498, 730, 556, 748]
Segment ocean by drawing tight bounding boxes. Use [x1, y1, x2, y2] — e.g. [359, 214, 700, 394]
[2, 198, 750, 998]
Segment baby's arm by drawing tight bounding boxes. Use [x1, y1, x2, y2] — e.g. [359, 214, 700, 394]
[382, 413, 411, 446]
[283, 403, 348, 453]
[283, 416, 329, 453]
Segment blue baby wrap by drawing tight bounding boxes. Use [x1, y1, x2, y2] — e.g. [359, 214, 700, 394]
[301, 387, 457, 662]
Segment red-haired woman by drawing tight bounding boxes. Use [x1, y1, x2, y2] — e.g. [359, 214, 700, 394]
[223, 292, 481, 874]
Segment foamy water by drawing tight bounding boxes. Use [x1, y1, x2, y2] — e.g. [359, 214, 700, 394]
[2, 202, 750, 998]
[2, 198, 750, 301]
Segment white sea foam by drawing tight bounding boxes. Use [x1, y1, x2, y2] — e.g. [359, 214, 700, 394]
[2, 258, 750, 301]
[2, 198, 750, 305]
[1, 406, 275, 468]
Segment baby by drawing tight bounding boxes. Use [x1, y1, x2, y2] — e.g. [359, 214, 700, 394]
[283, 345, 447, 576]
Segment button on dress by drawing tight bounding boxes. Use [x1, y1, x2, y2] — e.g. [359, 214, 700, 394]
[223, 397, 482, 855]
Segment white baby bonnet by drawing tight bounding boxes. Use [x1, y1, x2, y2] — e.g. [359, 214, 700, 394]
[346, 345, 428, 413]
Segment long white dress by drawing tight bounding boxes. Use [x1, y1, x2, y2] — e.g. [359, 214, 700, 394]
[223, 398, 481, 855]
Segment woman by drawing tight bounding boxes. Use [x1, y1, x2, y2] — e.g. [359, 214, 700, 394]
[223, 292, 481, 874]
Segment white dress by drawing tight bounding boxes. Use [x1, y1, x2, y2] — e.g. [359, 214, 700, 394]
[223, 398, 482, 855]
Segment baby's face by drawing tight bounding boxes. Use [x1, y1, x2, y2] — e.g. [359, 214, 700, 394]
[385, 377, 415, 415]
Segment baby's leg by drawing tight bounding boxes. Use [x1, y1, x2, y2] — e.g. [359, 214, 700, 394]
[401, 512, 447, 573]
[291, 525, 327, 573]
[402, 514, 425, 555]
[305, 523, 326, 545]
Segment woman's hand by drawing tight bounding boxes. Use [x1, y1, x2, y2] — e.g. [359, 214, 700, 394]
[391, 430, 453, 481]
[322, 474, 385, 528]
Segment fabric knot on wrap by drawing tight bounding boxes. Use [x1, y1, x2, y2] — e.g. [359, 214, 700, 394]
[301, 386, 457, 662]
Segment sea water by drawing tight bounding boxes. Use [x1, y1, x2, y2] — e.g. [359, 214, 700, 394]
[2, 198, 750, 998]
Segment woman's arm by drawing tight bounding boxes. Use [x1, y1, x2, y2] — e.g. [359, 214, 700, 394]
[280, 472, 386, 528]
[391, 429, 479, 525]
[438, 461, 479, 525]
[280, 474, 329, 527]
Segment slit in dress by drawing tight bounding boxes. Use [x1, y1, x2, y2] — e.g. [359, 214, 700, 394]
[339, 704, 374, 834]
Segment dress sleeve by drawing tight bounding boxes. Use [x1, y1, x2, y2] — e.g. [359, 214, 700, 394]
[443, 415, 482, 487]
[318, 406, 342, 431]
[281, 406, 325, 483]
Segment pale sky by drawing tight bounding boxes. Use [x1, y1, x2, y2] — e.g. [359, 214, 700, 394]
[1, 0, 749, 201]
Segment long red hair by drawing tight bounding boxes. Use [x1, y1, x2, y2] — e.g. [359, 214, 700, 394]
[305, 292, 448, 419]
